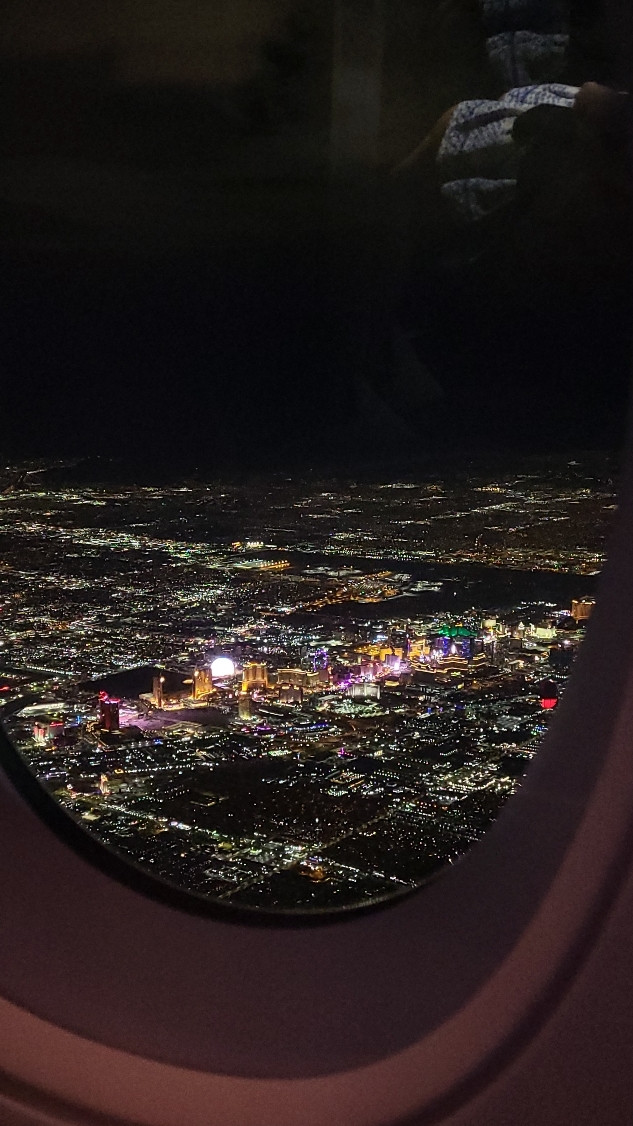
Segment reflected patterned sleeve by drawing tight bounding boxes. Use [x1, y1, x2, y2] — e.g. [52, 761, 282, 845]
[437, 83, 579, 221]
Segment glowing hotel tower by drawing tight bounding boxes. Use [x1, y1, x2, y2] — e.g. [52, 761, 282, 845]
[98, 692, 120, 732]
[241, 662, 268, 692]
[192, 667, 214, 700]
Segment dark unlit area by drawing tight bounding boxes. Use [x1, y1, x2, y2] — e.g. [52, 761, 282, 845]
[0, 0, 630, 469]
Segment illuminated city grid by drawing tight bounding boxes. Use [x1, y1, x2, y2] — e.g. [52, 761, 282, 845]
[0, 457, 613, 913]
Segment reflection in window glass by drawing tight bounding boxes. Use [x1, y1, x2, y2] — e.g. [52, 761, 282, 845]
[0, 1, 630, 915]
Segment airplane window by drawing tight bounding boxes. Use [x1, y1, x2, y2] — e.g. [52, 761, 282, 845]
[0, 0, 630, 920]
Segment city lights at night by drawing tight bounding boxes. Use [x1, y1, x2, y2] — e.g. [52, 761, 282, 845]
[0, 2, 631, 1123]
[0, 455, 607, 913]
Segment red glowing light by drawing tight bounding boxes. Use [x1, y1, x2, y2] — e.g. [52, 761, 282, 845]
[540, 698, 558, 710]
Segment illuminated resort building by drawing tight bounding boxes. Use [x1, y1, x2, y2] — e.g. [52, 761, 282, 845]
[98, 692, 120, 733]
[347, 681, 381, 701]
[33, 719, 65, 744]
[192, 667, 214, 700]
[357, 643, 407, 664]
[435, 626, 485, 657]
[238, 691, 254, 721]
[571, 599, 595, 622]
[278, 684, 303, 705]
[241, 662, 269, 692]
[276, 668, 321, 693]
[144, 675, 188, 710]
[421, 625, 493, 676]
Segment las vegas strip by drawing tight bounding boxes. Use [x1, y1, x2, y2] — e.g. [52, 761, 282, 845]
[0, 454, 613, 914]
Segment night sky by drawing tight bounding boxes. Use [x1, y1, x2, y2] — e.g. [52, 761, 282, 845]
[1, 1, 631, 474]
